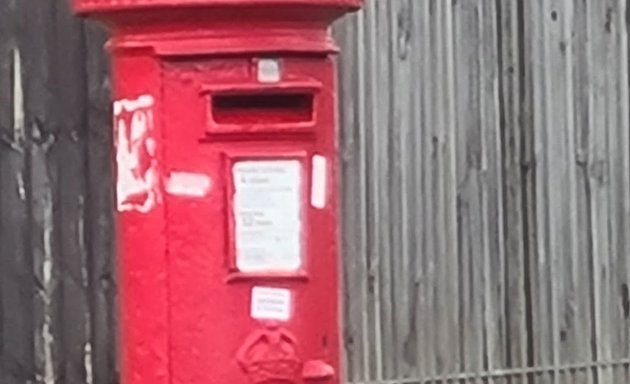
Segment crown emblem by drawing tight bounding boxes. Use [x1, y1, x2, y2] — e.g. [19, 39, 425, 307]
[236, 326, 303, 384]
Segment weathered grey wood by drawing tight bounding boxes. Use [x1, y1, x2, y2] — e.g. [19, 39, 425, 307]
[363, 1, 382, 380]
[572, 1, 597, 384]
[496, 1, 528, 383]
[456, 1, 502, 382]
[586, 1, 613, 383]
[430, 0, 450, 378]
[441, 1, 462, 379]
[524, 2, 554, 383]
[603, 3, 628, 384]
[518, 0, 539, 381]
[407, 2, 428, 381]
[420, 1, 438, 380]
[0, 0, 116, 382]
[83, 21, 118, 384]
[54, 0, 93, 381]
[339, 1, 630, 384]
[0, 0, 34, 382]
[451, 1, 479, 381]
[388, 0, 416, 379]
[481, 3, 507, 384]
[603, 2, 630, 384]
[561, 2, 591, 384]
[373, 2, 395, 379]
[337, 8, 368, 382]
[615, 4, 630, 384]
[23, 0, 62, 382]
[539, 0, 571, 381]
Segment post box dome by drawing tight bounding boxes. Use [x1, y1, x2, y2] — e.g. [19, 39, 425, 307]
[74, 0, 363, 54]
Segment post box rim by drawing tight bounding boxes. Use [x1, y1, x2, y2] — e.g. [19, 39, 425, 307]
[74, 0, 363, 15]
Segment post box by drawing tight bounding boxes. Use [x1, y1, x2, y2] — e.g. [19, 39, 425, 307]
[72, 1, 362, 383]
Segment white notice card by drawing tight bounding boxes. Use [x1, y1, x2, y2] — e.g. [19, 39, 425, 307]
[251, 286, 292, 321]
[233, 160, 303, 273]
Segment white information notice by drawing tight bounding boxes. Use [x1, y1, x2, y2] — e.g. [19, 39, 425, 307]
[233, 160, 303, 273]
[251, 286, 292, 321]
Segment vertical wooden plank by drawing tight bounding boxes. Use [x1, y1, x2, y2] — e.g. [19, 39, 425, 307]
[477, 2, 507, 383]
[357, 8, 372, 384]
[0, 8, 14, 378]
[602, 0, 619, 378]
[363, 0, 383, 380]
[452, 2, 485, 382]
[385, 3, 401, 376]
[374, 1, 395, 379]
[564, 1, 596, 383]
[388, 0, 417, 379]
[603, 0, 620, 382]
[615, 2, 630, 383]
[431, 1, 454, 379]
[0, 7, 10, 380]
[424, 1, 446, 377]
[410, 1, 431, 381]
[496, 1, 528, 383]
[396, 0, 425, 379]
[365, 0, 385, 379]
[420, 1, 437, 381]
[0, 0, 34, 382]
[602, 2, 629, 384]
[84, 21, 117, 384]
[542, 0, 560, 382]
[537, 1, 575, 383]
[522, 2, 547, 384]
[452, 1, 468, 381]
[571, 1, 597, 383]
[336, 8, 370, 382]
[434, 1, 450, 380]
[541, 1, 560, 382]
[586, 0, 613, 382]
[518, 0, 539, 381]
[443, 1, 461, 380]
[452, 3, 471, 381]
[336, 9, 358, 382]
[53, 1, 93, 382]
[568, 1, 589, 383]
[525, 1, 555, 382]
[22, 0, 61, 382]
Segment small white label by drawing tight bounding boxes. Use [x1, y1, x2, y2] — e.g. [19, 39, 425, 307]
[257, 58, 281, 83]
[251, 287, 292, 321]
[233, 160, 303, 272]
[166, 172, 211, 197]
[311, 155, 327, 209]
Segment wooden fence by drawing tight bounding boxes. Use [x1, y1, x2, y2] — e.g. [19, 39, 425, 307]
[0, 0, 629, 383]
[0, 0, 114, 382]
[337, 1, 630, 383]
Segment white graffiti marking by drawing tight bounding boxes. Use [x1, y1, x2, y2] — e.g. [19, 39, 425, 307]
[114, 95, 160, 213]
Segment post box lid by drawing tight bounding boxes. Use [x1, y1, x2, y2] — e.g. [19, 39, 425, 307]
[75, 0, 362, 14]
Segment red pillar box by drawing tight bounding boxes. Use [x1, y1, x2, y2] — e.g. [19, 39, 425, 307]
[72, 1, 362, 384]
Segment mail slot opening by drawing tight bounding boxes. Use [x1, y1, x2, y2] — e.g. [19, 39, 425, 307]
[212, 92, 314, 126]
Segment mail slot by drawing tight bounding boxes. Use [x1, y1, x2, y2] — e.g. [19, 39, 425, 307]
[202, 81, 322, 135]
[212, 92, 315, 125]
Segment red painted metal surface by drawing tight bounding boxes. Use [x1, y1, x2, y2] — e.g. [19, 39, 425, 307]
[74, 0, 362, 13]
[73, 1, 361, 383]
